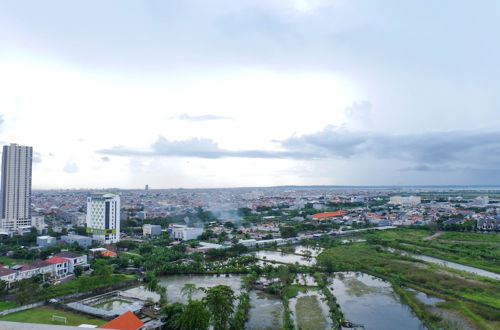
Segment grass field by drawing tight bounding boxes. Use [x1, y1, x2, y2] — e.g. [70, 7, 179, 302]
[439, 232, 500, 243]
[0, 301, 19, 312]
[0, 306, 106, 326]
[359, 228, 500, 273]
[0, 256, 31, 266]
[41, 273, 136, 300]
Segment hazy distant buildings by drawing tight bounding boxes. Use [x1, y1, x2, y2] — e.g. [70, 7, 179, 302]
[389, 196, 421, 206]
[86, 192, 120, 244]
[0, 143, 33, 231]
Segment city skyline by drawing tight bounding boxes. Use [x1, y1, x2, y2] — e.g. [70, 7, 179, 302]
[2, 1, 500, 189]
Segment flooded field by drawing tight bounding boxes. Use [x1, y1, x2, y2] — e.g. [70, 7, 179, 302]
[92, 298, 134, 311]
[253, 250, 315, 266]
[292, 245, 324, 257]
[388, 248, 500, 280]
[122, 274, 243, 304]
[329, 272, 425, 330]
[289, 290, 332, 330]
[246, 291, 283, 330]
[293, 273, 317, 286]
[160, 274, 243, 303]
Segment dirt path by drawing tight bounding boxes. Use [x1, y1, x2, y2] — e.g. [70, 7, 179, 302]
[422, 231, 445, 241]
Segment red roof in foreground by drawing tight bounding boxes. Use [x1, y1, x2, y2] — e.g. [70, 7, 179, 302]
[45, 256, 69, 264]
[312, 210, 346, 219]
[100, 311, 144, 330]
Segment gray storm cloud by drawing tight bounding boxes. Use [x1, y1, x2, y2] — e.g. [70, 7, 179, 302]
[97, 128, 500, 174]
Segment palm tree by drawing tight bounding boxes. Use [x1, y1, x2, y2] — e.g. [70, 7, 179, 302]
[181, 283, 204, 302]
[203, 285, 235, 330]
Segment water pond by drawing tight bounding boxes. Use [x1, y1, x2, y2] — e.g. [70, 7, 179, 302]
[246, 290, 283, 330]
[289, 290, 332, 330]
[328, 272, 426, 330]
[253, 250, 315, 266]
[122, 274, 243, 304]
[92, 298, 134, 311]
[292, 245, 324, 257]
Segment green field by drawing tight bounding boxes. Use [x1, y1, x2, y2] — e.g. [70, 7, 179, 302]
[439, 232, 500, 243]
[359, 229, 500, 273]
[41, 274, 136, 300]
[0, 301, 19, 312]
[0, 256, 31, 266]
[0, 306, 106, 326]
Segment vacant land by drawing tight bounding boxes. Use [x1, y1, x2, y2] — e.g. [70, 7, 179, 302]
[0, 306, 106, 326]
[359, 229, 500, 274]
[439, 232, 500, 244]
[318, 230, 500, 329]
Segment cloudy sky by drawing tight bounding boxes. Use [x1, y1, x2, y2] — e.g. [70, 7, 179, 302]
[1, 0, 500, 189]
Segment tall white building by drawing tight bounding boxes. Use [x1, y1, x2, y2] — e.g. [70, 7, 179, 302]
[86, 193, 120, 244]
[0, 143, 33, 231]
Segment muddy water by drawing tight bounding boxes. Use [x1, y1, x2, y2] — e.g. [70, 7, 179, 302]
[246, 290, 283, 330]
[329, 272, 426, 330]
[289, 290, 332, 330]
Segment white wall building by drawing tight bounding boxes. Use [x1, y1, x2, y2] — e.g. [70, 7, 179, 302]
[86, 192, 120, 244]
[0, 143, 33, 231]
[143, 224, 162, 236]
[37, 235, 56, 248]
[170, 224, 203, 241]
[389, 196, 421, 206]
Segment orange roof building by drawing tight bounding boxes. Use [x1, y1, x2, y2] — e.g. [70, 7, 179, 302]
[101, 250, 117, 257]
[100, 311, 144, 330]
[312, 210, 346, 220]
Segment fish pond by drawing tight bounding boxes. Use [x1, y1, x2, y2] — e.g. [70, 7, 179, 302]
[328, 272, 426, 330]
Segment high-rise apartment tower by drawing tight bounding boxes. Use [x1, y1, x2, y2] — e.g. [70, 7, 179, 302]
[0, 144, 33, 230]
[86, 192, 120, 244]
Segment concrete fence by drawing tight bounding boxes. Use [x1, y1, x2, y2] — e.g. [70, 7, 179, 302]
[0, 301, 45, 316]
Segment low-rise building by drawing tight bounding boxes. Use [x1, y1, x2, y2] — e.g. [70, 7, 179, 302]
[55, 251, 88, 273]
[169, 224, 203, 241]
[61, 234, 92, 248]
[36, 235, 56, 248]
[0, 267, 16, 283]
[45, 256, 70, 277]
[143, 224, 162, 236]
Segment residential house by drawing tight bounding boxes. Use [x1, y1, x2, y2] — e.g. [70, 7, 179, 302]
[55, 251, 88, 273]
[45, 256, 70, 277]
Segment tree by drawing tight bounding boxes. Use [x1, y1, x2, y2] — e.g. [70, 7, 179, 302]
[15, 278, 40, 305]
[178, 300, 210, 330]
[181, 283, 203, 302]
[0, 280, 8, 297]
[155, 284, 168, 306]
[280, 226, 298, 238]
[162, 302, 185, 330]
[203, 285, 235, 330]
[74, 266, 83, 278]
[144, 271, 159, 292]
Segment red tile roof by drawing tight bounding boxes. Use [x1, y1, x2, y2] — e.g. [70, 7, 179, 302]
[312, 210, 346, 219]
[101, 251, 117, 257]
[45, 256, 69, 264]
[100, 311, 144, 330]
